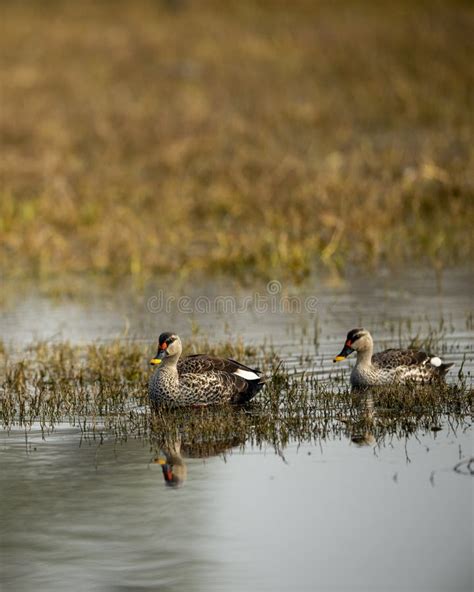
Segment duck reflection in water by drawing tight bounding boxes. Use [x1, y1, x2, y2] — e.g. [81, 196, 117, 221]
[340, 394, 377, 447]
[154, 441, 187, 488]
[153, 436, 244, 488]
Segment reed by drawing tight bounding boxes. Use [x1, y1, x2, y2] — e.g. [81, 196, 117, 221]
[1, 340, 471, 453]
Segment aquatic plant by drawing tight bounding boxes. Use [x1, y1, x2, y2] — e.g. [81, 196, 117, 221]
[0, 340, 471, 455]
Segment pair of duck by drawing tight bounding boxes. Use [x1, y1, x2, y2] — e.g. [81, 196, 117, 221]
[148, 329, 453, 407]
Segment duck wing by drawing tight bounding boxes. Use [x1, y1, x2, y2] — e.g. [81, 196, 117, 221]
[177, 355, 265, 404]
[178, 354, 263, 379]
[372, 349, 430, 369]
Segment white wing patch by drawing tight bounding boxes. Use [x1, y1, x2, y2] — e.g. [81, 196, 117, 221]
[430, 357, 442, 367]
[234, 369, 260, 381]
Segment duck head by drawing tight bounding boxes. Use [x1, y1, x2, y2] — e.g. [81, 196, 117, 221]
[150, 332, 182, 365]
[333, 328, 373, 362]
[154, 456, 186, 488]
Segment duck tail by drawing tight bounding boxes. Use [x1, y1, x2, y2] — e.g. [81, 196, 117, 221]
[439, 362, 454, 376]
[236, 378, 265, 403]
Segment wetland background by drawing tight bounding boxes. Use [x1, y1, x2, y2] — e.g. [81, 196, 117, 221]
[0, 1, 473, 591]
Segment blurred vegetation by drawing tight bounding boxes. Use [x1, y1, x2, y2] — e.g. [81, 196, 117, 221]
[1, 0, 473, 283]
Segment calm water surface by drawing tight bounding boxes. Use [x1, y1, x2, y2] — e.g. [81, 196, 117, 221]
[0, 268, 473, 592]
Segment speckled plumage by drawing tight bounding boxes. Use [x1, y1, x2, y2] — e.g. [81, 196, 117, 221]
[149, 334, 265, 407]
[334, 328, 453, 388]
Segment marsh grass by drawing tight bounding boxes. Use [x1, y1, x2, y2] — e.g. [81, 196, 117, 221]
[1, 340, 471, 454]
[1, 0, 473, 284]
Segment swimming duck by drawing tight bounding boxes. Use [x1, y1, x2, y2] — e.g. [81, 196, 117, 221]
[149, 332, 266, 407]
[333, 328, 453, 387]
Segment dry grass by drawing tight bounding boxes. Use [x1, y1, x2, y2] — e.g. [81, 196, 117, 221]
[1, 0, 473, 282]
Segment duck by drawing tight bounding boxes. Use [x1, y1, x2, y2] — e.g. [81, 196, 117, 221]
[333, 328, 454, 388]
[148, 332, 266, 407]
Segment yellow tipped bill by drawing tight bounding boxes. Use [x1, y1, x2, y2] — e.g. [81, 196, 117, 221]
[333, 341, 355, 363]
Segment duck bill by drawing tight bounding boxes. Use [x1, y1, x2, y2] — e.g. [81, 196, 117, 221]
[161, 463, 173, 483]
[150, 349, 167, 365]
[155, 457, 173, 482]
[333, 343, 354, 363]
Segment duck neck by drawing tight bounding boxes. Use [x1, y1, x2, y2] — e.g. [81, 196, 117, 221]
[355, 345, 373, 369]
[161, 355, 179, 372]
[166, 449, 184, 466]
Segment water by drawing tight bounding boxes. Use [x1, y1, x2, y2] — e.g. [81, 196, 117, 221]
[1, 267, 473, 380]
[0, 267, 473, 592]
[1, 424, 472, 592]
